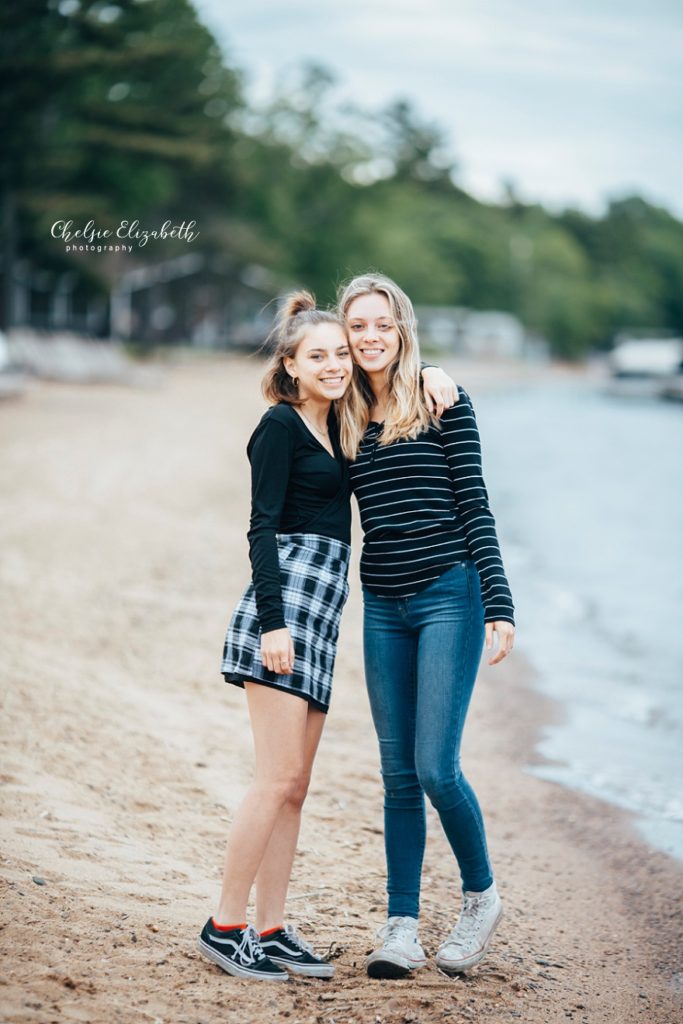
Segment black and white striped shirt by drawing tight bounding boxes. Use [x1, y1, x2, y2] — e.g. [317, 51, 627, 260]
[349, 388, 515, 624]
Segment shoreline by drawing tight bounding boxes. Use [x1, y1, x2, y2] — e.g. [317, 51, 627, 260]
[1, 358, 681, 1024]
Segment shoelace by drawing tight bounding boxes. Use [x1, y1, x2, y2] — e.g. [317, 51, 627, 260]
[284, 923, 313, 954]
[234, 924, 266, 966]
[377, 917, 417, 951]
[444, 896, 488, 949]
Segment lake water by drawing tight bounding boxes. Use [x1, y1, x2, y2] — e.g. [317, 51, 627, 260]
[474, 377, 683, 860]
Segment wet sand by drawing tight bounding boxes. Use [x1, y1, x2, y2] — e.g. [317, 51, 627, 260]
[1, 354, 681, 1024]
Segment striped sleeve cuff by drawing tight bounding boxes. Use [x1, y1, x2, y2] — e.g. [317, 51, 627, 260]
[483, 600, 515, 626]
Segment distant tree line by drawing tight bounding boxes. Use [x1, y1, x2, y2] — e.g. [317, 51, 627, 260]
[1, 0, 682, 358]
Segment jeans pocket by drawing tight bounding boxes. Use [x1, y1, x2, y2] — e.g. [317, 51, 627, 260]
[426, 561, 467, 590]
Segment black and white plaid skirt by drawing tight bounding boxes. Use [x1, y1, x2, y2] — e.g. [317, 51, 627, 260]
[221, 533, 351, 713]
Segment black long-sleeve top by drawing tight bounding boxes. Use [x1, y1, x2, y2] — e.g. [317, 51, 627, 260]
[348, 388, 515, 624]
[246, 402, 351, 632]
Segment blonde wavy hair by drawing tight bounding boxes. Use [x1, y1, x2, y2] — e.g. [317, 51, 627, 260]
[261, 290, 366, 461]
[337, 273, 438, 453]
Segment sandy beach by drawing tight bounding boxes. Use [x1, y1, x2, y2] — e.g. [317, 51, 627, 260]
[1, 354, 681, 1024]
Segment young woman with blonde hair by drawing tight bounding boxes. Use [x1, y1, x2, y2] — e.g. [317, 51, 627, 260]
[198, 291, 455, 982]
[339, 273, 515, 979]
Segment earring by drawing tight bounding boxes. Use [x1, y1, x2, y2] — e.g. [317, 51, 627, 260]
[292, 376, 299, 386]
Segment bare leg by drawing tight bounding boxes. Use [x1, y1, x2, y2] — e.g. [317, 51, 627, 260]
[214, 684, 310, 925]
[255, 705, 326, 932]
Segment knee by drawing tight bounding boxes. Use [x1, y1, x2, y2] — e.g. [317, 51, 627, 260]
[255, 767, 309, 810]
[381, 766, 422, 803]
[416, 762, 462, 807]
[277, 770, 311, 810]
[285, 771, 311, 809]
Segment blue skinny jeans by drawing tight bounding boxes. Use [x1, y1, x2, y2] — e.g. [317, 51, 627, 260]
[363, 560, 493, 919]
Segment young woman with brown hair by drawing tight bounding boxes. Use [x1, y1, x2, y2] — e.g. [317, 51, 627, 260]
[198, 291, 456, 982]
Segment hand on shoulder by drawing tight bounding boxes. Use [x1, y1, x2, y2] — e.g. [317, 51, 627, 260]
[438, 386, 472, 421]
[422, 366, 460, 417]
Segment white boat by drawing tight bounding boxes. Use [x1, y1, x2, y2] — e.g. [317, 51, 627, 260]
[606, 335, 683, 399]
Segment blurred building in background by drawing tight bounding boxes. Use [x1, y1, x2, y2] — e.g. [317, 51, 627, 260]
[416, 305, 549, 361]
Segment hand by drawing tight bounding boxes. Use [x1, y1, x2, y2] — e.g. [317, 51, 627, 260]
[261, 627, 295, 675]
[421, 366, 459, 417]
[485, 621, 515, 666]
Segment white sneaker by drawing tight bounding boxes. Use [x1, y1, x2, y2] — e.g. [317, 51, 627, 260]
[435, 881, 503, 974]
[366, 916, 427, 979]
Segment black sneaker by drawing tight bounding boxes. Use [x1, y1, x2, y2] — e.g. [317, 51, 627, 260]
[259, 924, 335, 978]
[197, 919, 289, 981]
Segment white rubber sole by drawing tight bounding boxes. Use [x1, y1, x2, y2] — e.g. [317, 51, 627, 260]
[366, 949, 427, 979]
[435, 905, 503, 975]
[269, 956, 335, 979]
[197, 937, 290, 981]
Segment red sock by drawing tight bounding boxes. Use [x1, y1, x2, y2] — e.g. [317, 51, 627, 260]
[211, 917, 247, 931]
[260, 925, 284, 937]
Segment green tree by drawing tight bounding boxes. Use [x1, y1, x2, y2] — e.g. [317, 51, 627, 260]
[0, 0, 244, 325]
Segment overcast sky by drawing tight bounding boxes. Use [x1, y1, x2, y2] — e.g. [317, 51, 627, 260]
[194, 0, 683, 217]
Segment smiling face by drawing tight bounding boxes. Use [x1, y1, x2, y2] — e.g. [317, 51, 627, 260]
[284, 322, 353, 404]
[345, 291, 401, 377]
